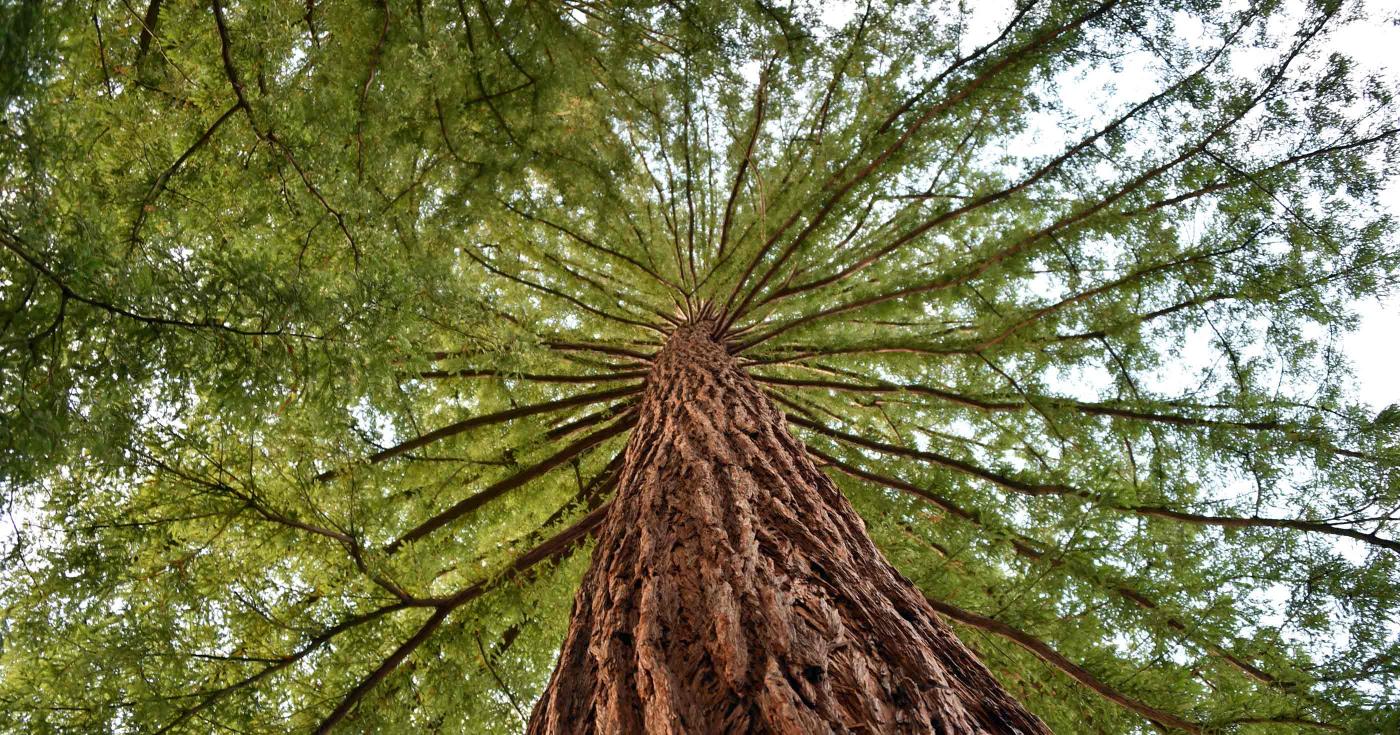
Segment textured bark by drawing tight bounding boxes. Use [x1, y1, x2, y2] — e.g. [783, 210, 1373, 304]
[529, 322, 1051, 734]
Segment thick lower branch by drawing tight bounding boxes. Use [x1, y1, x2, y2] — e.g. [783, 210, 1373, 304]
[317, 502, 611, 731]
[796, 416, 1400, 554]
[385, 413, 634, 553]
[316, 384, 640, 482]
[923, 597, 1202, 733]
[813, 449, 1290, 689]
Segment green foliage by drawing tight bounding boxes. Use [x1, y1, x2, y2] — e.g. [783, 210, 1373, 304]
[1, 0, 1398, 732]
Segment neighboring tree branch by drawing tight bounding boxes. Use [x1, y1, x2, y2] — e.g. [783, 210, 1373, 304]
[130, 102, 243, 246]
[135, 0, 162, 61]
[0, 226, 299, 338]
[154, 601, 413, 734]
[210, 0, 360, 264]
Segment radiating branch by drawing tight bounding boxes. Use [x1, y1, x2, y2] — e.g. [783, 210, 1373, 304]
[754, 14, 1252, 313]
[543, 339, 656, 362]
[385, 413, 635, 552]
[1123, 127, 1399, 218]
[721, 0, 1124, 332]
[315, 502, 611, 732]
[923, 596, 1203, 733]
[788, 411, 1086, 499]
[465, 247, 670, 335]
[497, 198, 685, 294]
[735, 17, 1331, 350]
[312, 605, 450, 734]
[410, 368, 647, 384]
[796, 414, 1400, 554]
[755, 373, 1318, 434]
[813, 449, 1290, 688]
[715, 60, 772, 261]
[316, 384, 641, 483]
[545, 399, 638, 441]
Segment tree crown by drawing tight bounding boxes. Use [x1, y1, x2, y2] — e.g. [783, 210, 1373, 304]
[1, 0, 1398, 732]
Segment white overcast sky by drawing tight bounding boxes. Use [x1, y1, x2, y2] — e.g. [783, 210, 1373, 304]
[1334, 1, 1400, 411]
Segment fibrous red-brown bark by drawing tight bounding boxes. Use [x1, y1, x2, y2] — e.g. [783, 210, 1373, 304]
[528, 322, 1050, 734]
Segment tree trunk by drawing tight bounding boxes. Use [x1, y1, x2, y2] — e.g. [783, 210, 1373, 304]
[528, 322, 1050, 734]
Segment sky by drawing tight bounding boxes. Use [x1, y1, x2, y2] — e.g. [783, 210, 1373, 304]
[1333, 1, 1400, 411]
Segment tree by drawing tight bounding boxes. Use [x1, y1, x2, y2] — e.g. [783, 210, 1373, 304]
[1, 0, 1398, 732]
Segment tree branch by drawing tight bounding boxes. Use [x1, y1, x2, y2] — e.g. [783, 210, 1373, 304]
[796, 414, 1400, 554]
[385, 413, 635, 552]
[735, 16, 1331, 350]
[721, 0, 1123, 332]
[923, 596, 1202, 733]
[135, 0, 162, 62]
[757, 12, 1251, 311]
[716, 60, 772, 261]
[466, 247, 669, 335]
[0, 226, 298, 338]
[155, 601, 412, 734]
[813, 449, 1289, 688]
[411, 368, 648, 384]
[315, 502, 611, 731]
[316, 384, 641, 482]
[130, 102, 242, 245]
[210, 0, 360, 264]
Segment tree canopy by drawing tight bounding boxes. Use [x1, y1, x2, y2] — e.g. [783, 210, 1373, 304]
[1, 0, 1398, 732]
